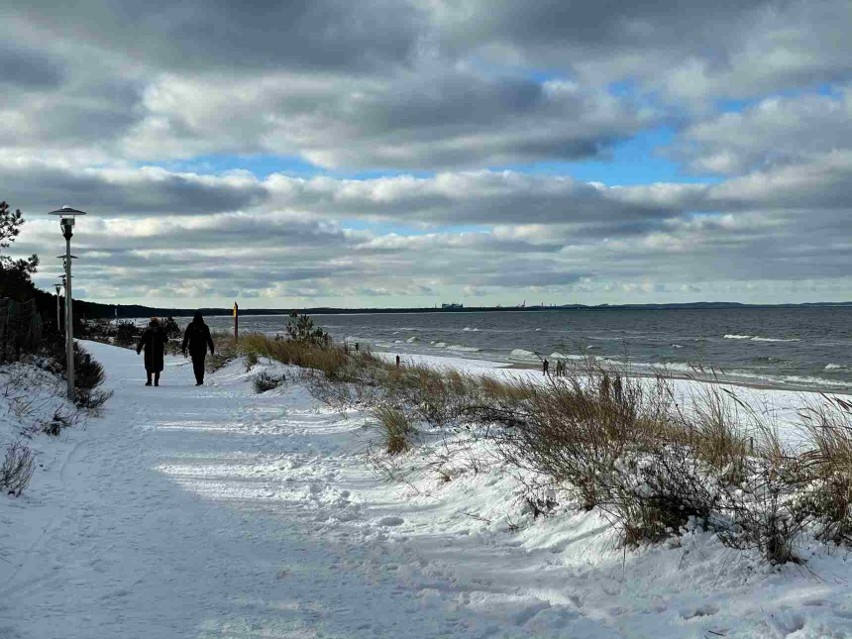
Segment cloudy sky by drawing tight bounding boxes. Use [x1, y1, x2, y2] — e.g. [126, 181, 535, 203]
[2, 0, 851, 308]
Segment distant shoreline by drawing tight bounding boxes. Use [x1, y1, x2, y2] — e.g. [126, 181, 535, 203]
[79, 300, 852, 320]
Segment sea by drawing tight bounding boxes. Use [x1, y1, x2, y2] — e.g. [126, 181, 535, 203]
[196, 307, 852, 393]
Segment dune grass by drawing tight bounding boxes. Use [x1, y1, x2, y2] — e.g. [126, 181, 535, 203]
[229, 333, 852, 562]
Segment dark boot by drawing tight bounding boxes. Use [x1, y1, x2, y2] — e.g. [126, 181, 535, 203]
[145, 371, 152, 386]
[154, 372, 160, 387]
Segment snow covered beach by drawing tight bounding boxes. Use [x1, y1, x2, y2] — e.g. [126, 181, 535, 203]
[3, 341, 852, 638]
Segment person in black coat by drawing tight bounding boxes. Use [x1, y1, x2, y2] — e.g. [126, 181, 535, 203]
[137, 318, 168, 386]
[181, 311, 215, 386]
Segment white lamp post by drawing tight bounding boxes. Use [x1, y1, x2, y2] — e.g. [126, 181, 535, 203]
[54, 282, 63, 332]
[48, 206, 87, 400]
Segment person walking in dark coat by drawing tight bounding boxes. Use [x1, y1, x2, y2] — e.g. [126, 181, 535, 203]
[181, 311, 215, 386]
[137, 317, 168, 386]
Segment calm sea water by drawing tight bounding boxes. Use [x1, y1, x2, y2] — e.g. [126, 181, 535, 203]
[198, 307, 852, 392]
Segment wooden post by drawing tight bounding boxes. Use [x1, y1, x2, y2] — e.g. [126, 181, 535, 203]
[233, 301, 239, 342]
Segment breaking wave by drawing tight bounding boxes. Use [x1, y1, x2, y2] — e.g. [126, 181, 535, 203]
[447, 345, 480, 352]
[724, 334, 800, 343]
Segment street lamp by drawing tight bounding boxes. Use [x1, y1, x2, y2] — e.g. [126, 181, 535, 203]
[54, 281, 63, 333]
[48, 205, 87, 400]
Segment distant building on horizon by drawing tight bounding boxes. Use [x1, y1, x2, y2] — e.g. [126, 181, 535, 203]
[441, 302, 463, 309]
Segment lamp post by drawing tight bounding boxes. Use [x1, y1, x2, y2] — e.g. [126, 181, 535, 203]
[48, 206, 87, 400]
[54, 282, 63, 333]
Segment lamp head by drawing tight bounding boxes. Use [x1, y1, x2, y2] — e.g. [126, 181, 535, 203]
[48, 205, 87, 240]
[60, 217, 74, 240]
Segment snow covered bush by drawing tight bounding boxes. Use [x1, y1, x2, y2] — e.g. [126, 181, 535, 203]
[252, 371, 283, 393]
[0, 441, 34, 496]
[598, 445, 724, 546]
[1, 364, 77, 432]
[60, 342, 112, 410]
[74, 346, 106, 390]
[41, 336, 107, 390]
[711, 457, 807, 564]
[41, 407, 74, 436]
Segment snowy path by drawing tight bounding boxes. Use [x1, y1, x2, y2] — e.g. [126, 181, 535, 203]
[0, 343, 617, 638]
[4, 342, 852, 638]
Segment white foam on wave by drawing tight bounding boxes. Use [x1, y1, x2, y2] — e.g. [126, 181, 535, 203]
[658, 362, 696, 373]
[406, 336, 419, 343]
[825, 363, 846, 371]
[462, 327, 480, 332]
[549, 352, 586, 361]
[783, 374, 848, 388]
[447, 345, 480, 352]
[724, 334, 801, 343]
[509, 349, 538, 362]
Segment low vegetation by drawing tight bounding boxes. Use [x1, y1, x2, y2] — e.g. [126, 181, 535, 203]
[215, 315, 852, 565]
[372, 404, 416, 454]
[252, 371, 284, 393]
[0, 440, 34, 497]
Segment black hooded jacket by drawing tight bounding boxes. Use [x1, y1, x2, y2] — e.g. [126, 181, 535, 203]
[181, 313, 214, 358]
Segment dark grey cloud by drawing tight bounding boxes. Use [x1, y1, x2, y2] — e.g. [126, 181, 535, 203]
[434, 0, 852, 100]
[0, 41, 64, 88]
[0, 164, 267, 217]
[10, 0, 427, 73]
[267, 171, 691, 227]
[4, 0, 848, 173]
[2, 1, 653, 169]
[117, 67, 647, 169]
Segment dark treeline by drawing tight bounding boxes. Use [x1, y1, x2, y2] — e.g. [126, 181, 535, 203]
[54, 298, 852, 320]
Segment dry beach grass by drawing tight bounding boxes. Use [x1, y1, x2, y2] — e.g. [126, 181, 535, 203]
[230, 332, 852, 564]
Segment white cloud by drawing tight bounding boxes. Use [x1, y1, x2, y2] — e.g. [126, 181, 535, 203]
[0, 0, 849, 306]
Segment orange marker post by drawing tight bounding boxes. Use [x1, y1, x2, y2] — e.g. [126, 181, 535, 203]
[233, 301, 239, 343]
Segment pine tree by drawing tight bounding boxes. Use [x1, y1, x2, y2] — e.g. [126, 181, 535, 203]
[0, 201, 40, 299]
[285, 312, 330, 347]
